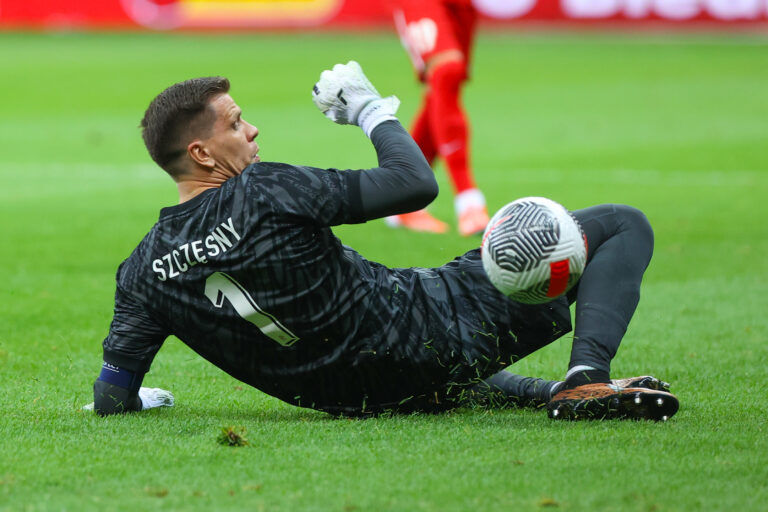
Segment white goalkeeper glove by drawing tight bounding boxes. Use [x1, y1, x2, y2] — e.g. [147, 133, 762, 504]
[312, 60, 400, 137]
[82, 387, 174, 412]
[138, 387, 175, 410]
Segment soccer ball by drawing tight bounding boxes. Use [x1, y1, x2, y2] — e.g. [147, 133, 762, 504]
[481, 197, 587, 304]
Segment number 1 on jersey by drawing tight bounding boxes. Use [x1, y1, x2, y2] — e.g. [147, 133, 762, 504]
[204, 272, 299, 347]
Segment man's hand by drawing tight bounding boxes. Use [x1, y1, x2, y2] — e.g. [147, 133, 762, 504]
[83, 386, 174, 412]
[138, 387, 174, 410]
[312, 60, 400, 137]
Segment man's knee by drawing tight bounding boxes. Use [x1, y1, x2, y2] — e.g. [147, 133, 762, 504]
[613, 204, 654, 247]
[572, 204, 654, 263]
[427, 58, 467, 92]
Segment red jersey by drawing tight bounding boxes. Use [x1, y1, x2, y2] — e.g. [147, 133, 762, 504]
[393, 0, 477, 79]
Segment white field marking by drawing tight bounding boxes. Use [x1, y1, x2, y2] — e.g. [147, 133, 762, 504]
[2, 163, 167, 201]
[480, 168, 767, 188]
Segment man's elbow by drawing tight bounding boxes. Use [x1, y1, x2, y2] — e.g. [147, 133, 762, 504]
[414, 166, 439, 206]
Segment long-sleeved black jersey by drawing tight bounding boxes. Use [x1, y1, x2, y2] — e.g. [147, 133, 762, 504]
[98, 121, 571, 414]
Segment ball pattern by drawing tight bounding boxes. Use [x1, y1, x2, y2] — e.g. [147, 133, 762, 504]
[481, 197, 587, 304]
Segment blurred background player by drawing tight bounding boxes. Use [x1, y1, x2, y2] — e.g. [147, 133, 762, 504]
[387, 0, 489, 236]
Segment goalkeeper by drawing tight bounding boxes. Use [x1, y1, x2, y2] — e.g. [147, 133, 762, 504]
[89, 62, 678, 421]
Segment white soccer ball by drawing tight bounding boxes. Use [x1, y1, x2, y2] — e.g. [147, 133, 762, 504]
[481, 197, 587, 304]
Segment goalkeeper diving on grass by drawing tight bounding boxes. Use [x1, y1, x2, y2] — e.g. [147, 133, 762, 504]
[87, 61, 679, 421]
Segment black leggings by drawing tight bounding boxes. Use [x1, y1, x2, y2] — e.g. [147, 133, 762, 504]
[568, 204, 654, 372]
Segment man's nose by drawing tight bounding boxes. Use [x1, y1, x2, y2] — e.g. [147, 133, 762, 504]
[247, 122, 258, 140]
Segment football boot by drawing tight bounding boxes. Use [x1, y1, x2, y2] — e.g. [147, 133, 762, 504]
[547, 382, 678, 421]
[612, 375, 671, 392]
[457, 204, 490, 237]
[385, 209, 448, 234]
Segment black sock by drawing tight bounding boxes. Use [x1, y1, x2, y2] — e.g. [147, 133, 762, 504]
[466, 371, 563, 407]
[563, 369, 610, 389]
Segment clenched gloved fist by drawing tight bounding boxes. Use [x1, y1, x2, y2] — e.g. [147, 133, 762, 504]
[312, 60, 400, 137]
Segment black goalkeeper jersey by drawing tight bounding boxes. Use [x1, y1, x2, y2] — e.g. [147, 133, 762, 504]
[102, 122, 571, 413]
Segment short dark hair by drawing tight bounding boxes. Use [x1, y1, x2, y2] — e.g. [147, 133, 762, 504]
[140, 76, 230, 177]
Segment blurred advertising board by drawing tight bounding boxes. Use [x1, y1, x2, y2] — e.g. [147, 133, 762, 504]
[1, 0, 766, 30]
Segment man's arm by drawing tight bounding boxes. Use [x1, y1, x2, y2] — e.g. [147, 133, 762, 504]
[88, 283, 173, 415]
[312, 61, 438, 221]
[358, 120, 438, 220]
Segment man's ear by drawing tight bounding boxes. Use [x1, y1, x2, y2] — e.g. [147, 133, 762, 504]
[188, 140, 215, 169]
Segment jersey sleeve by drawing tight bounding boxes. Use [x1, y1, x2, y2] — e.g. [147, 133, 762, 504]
[356, 120, 438, 220]
[102, 283, 168, 374]
[250, 121, 437, 226]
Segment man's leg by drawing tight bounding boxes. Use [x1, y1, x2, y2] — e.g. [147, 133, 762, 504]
[386, 61, 487, 235]
[425, 60, 489, 236]
[468, 370, 672, 410]
[474, 371, 672, 409]
[480, 371, 562, 407]
[410, 93, 437, 163]
[397, 93, 447, 232]
[548, 204, 679, 420]
[384, 90, 450, 233]
[564, 204, 655, 387]
[426, 60, 473, 195]
[392, 1, 488, 236]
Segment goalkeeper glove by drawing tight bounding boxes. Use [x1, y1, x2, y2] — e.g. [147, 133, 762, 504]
[83, 387, 174, 412]
[312, 60, 400, 137]
[138, 387, 174, 410]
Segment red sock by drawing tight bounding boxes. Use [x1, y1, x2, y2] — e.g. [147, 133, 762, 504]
[426, 60, 476, 195]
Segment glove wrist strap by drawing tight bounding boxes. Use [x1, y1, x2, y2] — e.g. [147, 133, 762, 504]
[359, 96, 401, 138]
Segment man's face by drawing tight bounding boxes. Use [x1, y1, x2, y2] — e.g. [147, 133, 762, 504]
[201, 93, 259, 175]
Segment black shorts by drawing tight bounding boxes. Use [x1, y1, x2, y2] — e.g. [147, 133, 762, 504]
[434, 248, 572, 376]
[316, 249, 572, 416]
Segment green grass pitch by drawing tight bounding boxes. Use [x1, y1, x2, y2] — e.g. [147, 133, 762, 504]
[1, 30, 767, 511]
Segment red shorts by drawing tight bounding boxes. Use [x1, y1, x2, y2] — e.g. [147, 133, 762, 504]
[393, 0, 477, 80]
